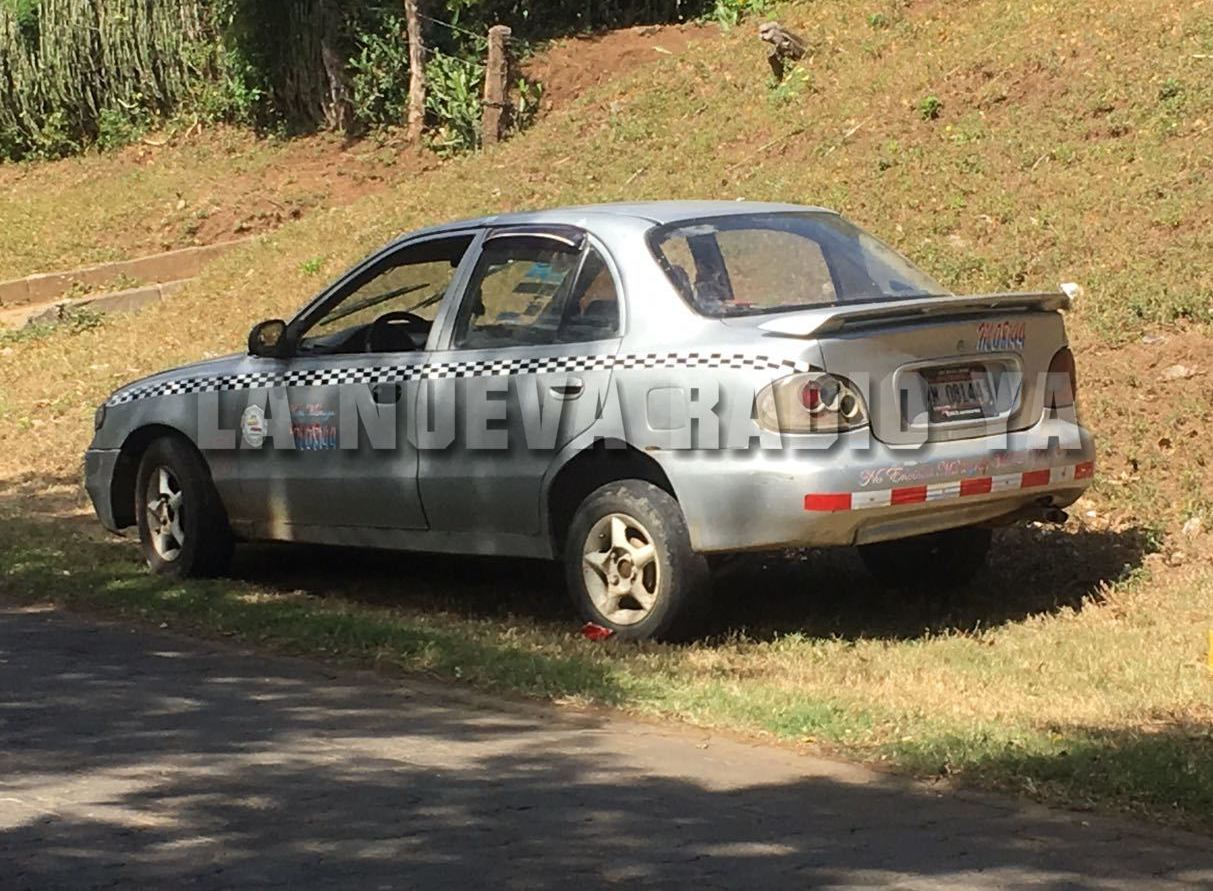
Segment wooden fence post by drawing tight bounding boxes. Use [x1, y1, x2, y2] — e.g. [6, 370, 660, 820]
[482, 25, 512, 144]
[404, 0, 426, 141]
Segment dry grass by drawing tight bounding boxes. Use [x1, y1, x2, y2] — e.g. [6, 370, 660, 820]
[1, 0, 1212, 829]
[0, 126, 433, 282]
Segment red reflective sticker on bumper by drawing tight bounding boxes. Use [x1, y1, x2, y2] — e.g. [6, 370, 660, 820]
[890, 485, 928, 505]
[1075, 461, 1095, 480]
[959, 477, 994, 497]
[804, 492, 852, 512]
[1021, 469, 1052, 488]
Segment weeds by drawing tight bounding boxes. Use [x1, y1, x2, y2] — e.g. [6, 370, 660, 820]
[0, 306, 106, 346]
[918, 94, 943, 120]
[349, 12, 413, 130]
[1158, 77, 1183, 102]
[768, 65, 811, 106]
[299, 256, 326, 276]
[709, 0, 772, 29]
[424, 52, 486, 155]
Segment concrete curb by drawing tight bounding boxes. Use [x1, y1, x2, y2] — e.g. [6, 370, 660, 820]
[0, 238, 250, 309]
[8, 279, 193, 329]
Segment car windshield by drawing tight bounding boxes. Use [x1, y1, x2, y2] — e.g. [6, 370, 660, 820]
[648, 211, 949, 317]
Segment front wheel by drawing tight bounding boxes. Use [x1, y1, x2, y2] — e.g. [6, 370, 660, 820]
[564, 480, 710, 642]
[858, 525, 992, 591]
[135, 437, 234, 578]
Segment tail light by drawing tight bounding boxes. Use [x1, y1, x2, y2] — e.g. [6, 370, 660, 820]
[1045, 346, 1078, 409]
[756, 372, 869, 433]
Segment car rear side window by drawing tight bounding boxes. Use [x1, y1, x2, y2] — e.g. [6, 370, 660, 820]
[453, 238, 620, 348]
[649, 211, 948, 317]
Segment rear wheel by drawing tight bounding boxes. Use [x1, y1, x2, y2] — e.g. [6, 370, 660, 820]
[565, 480, 709, 642]
[858, 525, 992, 591]
[135, 437, 233, 578]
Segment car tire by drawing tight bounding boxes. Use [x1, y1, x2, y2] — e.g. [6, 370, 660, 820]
[565, 480, 710, 642]
[135, 436, 234, 578]
[858, 525, 992, 591]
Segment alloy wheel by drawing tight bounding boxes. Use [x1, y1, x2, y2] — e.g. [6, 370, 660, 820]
[145, 466, 185, 562]
[581, 513, 661, 626]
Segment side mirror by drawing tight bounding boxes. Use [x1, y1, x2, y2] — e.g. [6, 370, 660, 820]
[248, 319, 288, 357]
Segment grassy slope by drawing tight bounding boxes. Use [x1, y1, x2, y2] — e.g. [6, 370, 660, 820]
[0, 127, 424, 283]
[2, 0, 1212, 829]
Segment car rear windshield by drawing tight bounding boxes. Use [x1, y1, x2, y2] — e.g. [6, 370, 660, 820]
[647, 212, 949, 317]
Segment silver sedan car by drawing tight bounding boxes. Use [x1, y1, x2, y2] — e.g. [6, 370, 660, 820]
[85, 202, 1095, 640]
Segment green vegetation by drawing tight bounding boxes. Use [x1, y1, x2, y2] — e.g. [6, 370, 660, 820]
[0, 0, 701, 161]
[768, 64, 811, 105]
[917, 94, 943, 121]
[299, 256, 327, 277]
[710, 0, 772, 29]
[0, 0, 205, 159]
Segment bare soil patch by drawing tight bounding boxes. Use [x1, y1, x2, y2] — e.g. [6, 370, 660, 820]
[525, 23, 716, 113]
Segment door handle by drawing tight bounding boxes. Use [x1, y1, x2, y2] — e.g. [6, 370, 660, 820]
[372, 383, 402, 404]
[549, 378, 584, 400]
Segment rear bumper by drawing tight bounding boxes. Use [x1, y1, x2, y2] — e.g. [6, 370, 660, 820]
[662, 417, 1096, 552]
[84, 448, 123, 533]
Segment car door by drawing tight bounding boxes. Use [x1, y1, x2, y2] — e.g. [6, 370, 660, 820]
[417, 227, 623, 540]
[222, 232, 477, 536]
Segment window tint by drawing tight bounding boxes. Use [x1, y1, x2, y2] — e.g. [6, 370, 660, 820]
[454, 239, 619, 348]
[649, 212, 947, 317]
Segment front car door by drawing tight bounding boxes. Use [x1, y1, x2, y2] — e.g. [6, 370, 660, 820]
[220, 231, 477, 540]
[417, 226, 624, 550]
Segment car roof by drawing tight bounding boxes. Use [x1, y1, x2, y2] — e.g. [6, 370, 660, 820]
[397, 200, 838, 242]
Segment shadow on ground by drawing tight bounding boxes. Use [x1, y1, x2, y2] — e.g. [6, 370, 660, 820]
[219, 521, 1155, 643]
[706, 522, 1157, 641]
[0, 471, 1156, 643]
[2, 607, 1208, 889]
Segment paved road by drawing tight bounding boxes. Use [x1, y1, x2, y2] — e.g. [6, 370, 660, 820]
[2, 607, 1212, 889]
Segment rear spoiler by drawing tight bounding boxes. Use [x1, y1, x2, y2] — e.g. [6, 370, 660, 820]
[756, 290, 1074, 338]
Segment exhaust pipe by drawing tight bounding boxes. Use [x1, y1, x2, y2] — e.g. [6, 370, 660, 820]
[983, 501, 1070, 528]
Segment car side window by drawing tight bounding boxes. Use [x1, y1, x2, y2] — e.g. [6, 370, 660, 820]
[452, 238, 619, 349]
[556, 247, 620, 343]
[298, 234, 473, 355]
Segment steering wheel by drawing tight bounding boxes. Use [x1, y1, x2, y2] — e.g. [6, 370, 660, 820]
[364, 311, 429, 353]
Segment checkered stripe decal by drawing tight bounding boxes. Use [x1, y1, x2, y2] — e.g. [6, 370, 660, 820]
[804, 461, 1096, 513]
[105, 352, 812, 406]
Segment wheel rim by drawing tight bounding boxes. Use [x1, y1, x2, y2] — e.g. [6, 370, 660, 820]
[581, 513, 661, 626]
[145, 466, 185, 562]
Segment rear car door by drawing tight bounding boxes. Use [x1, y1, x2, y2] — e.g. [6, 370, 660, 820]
[417, 227, 623, 540]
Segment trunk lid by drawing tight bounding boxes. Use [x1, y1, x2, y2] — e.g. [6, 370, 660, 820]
[756, 293, 1071, 445]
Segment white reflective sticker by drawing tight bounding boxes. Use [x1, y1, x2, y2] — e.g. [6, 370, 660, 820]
[240, 405, 267, 449]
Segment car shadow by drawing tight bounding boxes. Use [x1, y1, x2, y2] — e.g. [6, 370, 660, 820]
[0, 471, 1158, 644]
[226, 523, 1156, 644]
[705, 523, 1158, 642]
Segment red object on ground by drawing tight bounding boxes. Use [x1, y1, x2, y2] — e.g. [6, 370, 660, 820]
[581, 622, 614, 641]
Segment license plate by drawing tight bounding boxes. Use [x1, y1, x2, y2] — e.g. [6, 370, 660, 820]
[926, 366, 992, 422]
